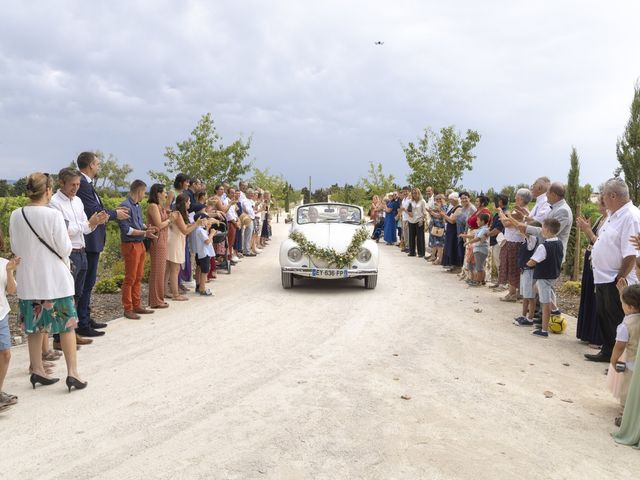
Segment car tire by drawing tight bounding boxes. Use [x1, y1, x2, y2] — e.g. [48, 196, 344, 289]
[282, 271, 294, 289]
[364, 274, 377, 289]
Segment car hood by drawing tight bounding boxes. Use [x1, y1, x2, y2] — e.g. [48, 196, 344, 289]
[292, 223, 362, 251]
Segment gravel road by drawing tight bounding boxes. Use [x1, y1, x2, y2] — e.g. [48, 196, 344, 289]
[2, 222, 638, 480]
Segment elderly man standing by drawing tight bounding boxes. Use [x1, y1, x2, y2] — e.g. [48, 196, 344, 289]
[516, 182, 573, 258]
[508, 182, 573, 322]
[527, 176, 552, 223]
[586, 177, 640, 362]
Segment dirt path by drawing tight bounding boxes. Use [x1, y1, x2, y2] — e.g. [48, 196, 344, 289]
[2, 222, 638, 479]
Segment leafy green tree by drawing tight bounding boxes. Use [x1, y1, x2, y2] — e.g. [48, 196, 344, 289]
[150, 113, 252, 188]
[301, 187, 311, 204]
[0, 180, 11, 197]
[360, 162, 396, 198]
[403, 126, 481, 193]
[564, 147, 581, 279]
[615, 82, 640, 204]
[93, 151, 133, 195]
[311, 188, 329, 203]
[250, 167, 286, 199]
[12, 177, 28, 196]
[580, 183, 593, 204]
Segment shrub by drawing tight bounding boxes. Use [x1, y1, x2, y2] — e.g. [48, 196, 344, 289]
[561, 281, 582, 296]
[95, 274, 125, 294]
[143, 253, 151, 283]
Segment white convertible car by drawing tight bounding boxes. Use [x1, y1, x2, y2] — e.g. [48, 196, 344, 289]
[279, 203, 379, 289]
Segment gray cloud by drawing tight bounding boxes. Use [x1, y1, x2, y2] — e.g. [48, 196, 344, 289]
[0, 0, 638, 191]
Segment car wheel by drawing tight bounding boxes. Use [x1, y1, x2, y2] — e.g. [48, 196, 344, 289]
[282, 271, 294, 289]
[364, 274, 377, 289]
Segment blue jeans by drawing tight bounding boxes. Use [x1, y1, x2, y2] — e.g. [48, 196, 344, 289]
[77, 251, 99, 329]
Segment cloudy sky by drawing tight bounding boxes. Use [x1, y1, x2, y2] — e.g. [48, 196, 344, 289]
[1, 0, 638, 190]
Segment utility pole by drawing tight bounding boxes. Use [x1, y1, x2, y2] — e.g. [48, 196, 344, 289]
[308, 176, 312, 200]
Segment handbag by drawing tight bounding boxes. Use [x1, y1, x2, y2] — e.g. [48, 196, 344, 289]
[21, 207, 76, 275]
[430, 226, 445, 237]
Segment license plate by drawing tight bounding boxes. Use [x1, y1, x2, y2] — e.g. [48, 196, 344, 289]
[311, 268, 349, 278]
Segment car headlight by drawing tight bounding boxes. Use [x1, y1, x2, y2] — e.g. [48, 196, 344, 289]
[357, 248, 372, 262]
[288, 247, 303, 262]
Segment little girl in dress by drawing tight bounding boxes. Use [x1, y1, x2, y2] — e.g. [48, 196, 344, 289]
[607, 284, 640, 425]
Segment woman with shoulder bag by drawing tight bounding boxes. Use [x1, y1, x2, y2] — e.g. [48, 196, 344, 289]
[427, 194, 447, 264]
[9, 173, 86, 392]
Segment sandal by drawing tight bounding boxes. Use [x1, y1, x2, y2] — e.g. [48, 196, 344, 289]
[615, 416, 623, 427]
[172, 295, 189, 301]
[42, 350, 62, 361]
[0, 392, 18, 406]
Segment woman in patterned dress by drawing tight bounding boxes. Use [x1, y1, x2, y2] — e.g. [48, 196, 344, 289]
[147, 184, 171, 309]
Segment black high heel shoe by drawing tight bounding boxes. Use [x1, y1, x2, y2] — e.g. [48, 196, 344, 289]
[30, 373, 60, 389]
[66, 376, 88, 392]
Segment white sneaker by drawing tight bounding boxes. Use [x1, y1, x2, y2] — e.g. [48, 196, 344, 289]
[231, 255, 240, 262]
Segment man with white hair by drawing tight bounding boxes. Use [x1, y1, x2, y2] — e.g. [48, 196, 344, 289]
[586, 177, 640, 362]
[527, 176, 552, 223]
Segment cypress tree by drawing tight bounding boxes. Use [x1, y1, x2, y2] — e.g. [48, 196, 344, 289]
[564, 147, 581, 279]
[616, 82, 640, 204]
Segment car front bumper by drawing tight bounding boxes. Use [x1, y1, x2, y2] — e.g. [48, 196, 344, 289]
[282, 267, 377, 279]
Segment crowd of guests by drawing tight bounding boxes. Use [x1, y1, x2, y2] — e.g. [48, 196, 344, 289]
[0, 151, 273, 409]
[370, 176, 640, 445]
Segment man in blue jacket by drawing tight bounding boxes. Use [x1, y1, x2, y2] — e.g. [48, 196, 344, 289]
[76, 152, 130, 337]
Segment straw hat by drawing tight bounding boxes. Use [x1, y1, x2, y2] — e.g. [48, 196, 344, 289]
[239, 213, 252, 227]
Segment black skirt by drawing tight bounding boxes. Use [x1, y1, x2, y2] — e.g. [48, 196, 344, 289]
[576, 250, 602, 345]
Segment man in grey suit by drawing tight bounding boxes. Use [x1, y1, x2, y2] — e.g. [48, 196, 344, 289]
[503, 182, 574, 327]
[516, 182, 573, 263]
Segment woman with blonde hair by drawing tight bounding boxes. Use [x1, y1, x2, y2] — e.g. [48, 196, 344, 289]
[427, 194, 447, 264]
[9, 173, 86, 392]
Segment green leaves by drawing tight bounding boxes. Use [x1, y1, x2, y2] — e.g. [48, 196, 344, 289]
[616, 82, 640, 204]
[290, 227, 370, 268]
[360, 162, 396, 198]
[153, 113, 253, 189]
[403, 126, 481, 193]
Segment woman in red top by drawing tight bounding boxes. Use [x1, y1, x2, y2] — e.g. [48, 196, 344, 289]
[467, 195, 491, 229]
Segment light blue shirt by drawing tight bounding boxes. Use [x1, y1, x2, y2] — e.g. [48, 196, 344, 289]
[189, 226, 214, 259]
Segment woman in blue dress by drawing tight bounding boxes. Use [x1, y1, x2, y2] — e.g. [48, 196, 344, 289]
[383, 194, 400, 245]
[441, 192, 462, 271]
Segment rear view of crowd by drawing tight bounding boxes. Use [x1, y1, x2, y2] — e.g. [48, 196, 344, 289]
[0, 151, 273, 410]
[370, 176, 640, 445]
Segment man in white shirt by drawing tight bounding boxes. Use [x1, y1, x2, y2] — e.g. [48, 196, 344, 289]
[399, 187, 411, 252]
[225, 187, 240, 262]
[242, 188, 256, 256]
[586, 177, 640, 362]
[238, 180, 248, 202]
[50, 168, 108, 339]
[525, 176, 552, 223]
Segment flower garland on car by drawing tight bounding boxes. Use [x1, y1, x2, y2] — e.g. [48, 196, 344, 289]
[289, 226, 370, 268]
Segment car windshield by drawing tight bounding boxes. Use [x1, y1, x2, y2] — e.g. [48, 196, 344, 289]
[297, 204, 362, 225]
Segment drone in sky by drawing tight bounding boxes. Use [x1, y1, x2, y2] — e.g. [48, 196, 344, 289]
[374, 41, 384, 45]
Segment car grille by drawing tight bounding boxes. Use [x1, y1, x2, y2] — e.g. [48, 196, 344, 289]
[311, 257, 332, 268]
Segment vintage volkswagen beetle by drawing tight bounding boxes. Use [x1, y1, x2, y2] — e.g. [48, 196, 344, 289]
[279, 203, 379, 289]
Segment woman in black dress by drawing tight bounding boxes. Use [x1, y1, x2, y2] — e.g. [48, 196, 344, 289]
[575, 196, 607, 346]
[441, 193, 462, 271]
